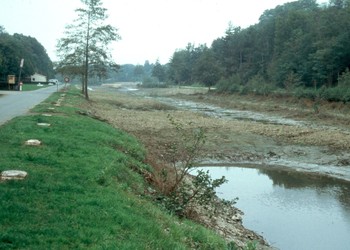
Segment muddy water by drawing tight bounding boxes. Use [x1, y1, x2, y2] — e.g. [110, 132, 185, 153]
[200, 166, 350, 250]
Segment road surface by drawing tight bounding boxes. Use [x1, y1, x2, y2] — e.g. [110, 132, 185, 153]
[0, 86, 60, 126]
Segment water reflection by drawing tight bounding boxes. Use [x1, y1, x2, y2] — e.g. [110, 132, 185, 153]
[199, 166, 350, 250]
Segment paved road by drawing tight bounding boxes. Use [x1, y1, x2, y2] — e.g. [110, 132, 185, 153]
[0, 86, 60, 126]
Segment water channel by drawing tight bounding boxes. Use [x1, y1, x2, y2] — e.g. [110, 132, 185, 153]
[199, 166, 350, 250]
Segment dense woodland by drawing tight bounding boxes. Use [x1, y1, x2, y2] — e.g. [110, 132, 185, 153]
[115, 0, 350, 101]
[0, 26, 54, 84]
[163, 0, 350, 101]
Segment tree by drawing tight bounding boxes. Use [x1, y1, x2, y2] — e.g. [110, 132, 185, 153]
[151, 60, 166, 82]
[0, 26, 5, 34]
[57, 0, 120, 99]
[0, 32, 53, 82]
[193, 48, 222, 90]
[168, 49, 191, 84]
[133, 65, 144, 81]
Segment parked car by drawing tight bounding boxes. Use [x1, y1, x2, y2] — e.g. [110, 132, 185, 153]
[48, 79, 59, 84]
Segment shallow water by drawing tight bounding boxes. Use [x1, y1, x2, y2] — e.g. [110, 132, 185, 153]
[155, 97, 304, 126]
[199, 166, 350, 250]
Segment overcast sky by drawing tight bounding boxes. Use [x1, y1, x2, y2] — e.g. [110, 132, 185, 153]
[1, 0, 304, 65]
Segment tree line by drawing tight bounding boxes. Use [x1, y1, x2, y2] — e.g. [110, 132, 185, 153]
[160, 0, 350, 101]
[2, 0, 350, 102]
[0, 26, 54, 85]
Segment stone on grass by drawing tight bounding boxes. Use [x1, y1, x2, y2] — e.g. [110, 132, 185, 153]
[37, 123, 51, 127]
[25, 139, 42, 146]
[1, 170, 28, 180]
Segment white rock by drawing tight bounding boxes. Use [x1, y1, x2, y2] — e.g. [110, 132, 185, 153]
[37, 123, 51, 127]
[25, 139, 42, 146]
[1, 170, 28, 180]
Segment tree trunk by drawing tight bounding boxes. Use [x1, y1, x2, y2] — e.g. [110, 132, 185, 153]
[84, 8, 91, 100]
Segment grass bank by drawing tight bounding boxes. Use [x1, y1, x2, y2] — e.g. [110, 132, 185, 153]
[0, 88, 227, 249]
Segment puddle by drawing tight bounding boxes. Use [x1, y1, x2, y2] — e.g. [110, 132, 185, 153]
[199, 166, 350, 250]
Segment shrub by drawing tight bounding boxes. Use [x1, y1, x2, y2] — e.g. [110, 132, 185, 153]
[338, 68, 350, 87]
[246, 75, 275, 96]
[320, 86, 346, 102]
[215, 74, 242, 94]
[294, 87, 318, 100]
[156, 115, 227, 217]
[141, 77, 169, 88]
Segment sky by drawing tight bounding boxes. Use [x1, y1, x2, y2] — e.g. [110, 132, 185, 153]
[1, 0, 303, 65]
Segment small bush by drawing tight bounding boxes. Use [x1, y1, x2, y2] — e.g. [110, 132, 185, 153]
[246, 75, 275, 96]
[215, 74, 242, 94]
[338, 68, 350, 87]
[141, 77, 169, 88]
[156, 115, 227, 217]
[320, 86, 348, 102]
[294, 87, 318, 100]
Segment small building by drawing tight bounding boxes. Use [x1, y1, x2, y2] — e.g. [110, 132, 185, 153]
[31, 73, 47, 83]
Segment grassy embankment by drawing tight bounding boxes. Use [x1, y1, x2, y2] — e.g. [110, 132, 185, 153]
[0, 88, 227, 249]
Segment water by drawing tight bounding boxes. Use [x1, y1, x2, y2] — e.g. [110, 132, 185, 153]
[155, 97, 304, 126]
[199, 166, 350, 250]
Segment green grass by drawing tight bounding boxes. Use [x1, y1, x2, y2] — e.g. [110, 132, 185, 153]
[0, 88, 227, 249]
[22, 84, 50, 91]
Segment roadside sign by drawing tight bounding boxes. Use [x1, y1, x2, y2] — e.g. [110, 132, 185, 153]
[7, 75, 15, 84]
[20, 58, 24, 68]
[64, 77, 70, 83]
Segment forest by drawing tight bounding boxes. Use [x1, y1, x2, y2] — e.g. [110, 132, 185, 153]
[0, 26, 54, 85]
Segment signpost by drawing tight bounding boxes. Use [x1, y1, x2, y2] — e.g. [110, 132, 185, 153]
[64, 76, 70, 89]
[18, 58, 24, 91]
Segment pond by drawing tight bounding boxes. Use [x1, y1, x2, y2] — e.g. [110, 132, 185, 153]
[199, 166, 350, 250]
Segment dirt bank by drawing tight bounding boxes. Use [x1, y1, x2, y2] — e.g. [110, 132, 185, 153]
[86, 84, 350, 248]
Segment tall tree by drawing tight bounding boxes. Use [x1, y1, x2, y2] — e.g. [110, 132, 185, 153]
[152, 60, 166, 82]
[57, 0, 120, 99]
[193, 48, 222, 90]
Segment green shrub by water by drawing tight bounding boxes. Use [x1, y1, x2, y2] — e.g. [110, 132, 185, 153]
[0, 88, 227, 249]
